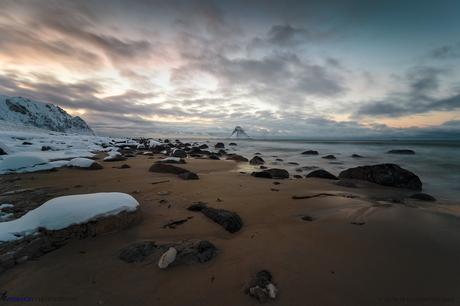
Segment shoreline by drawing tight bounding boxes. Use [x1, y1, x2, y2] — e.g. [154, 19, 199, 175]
[1, 153, 459, 305]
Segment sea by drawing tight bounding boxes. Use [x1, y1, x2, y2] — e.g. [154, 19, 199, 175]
[194, 138, 460, 201]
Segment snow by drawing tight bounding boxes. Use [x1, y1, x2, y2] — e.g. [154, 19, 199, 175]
[0, 155, 48, 172]
[68, 157, 96, 168]
[149, 139, 162, 148]
[0, 192, 139, 242]
[103, 151, 122, 161]
[160, 157, 181, 162]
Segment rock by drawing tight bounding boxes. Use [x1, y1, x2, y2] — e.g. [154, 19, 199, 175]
[188, 202, 242, 233]
[119, 241, 157, 263]
[229, 143, 237, 146]
[0, 147, 7, 155]
[209, 153, 220, 160]
[254, 152, 262, 155]
[103, 153, 127, 162]
[387, 149, 415, 155]
[339, 163, 422, 190]
[22, 141, 32, 145]
[301, 215, 315, 221]
[214, 142, 225, 149]
[119, 239, 217, 266]
[351, 154, 364, 158]
[157, 157, 186, 164]
[178, 171, 199, 180]
[249, 156, 265, 165]
[88, 162, 104, 170]
[259, 165, 267, 169]
[322, 155, 336, 160]
[246, 270, 278, 303]
[293, 175, 302, 179]
[171, 149, 187, 158]
[226, 154, 249, 162]
[119, 164, 131, 169]
[302, 150, 318, 155]
[41, 145, 52, 151]
[288, 162, 299, 165]
[306, 169, 338, 180]
[410, 193, 436, 202]
[158, 247, 177, 269]
[251, 168, 289, 179]
[149, 163, 189, 175]
[199, 144, 209, 149]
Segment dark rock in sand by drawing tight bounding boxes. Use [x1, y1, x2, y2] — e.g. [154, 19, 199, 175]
[293, 175, 303, 179]
[150, 163, 198, 179]
[301, 215, 315, 221]
[188, 202, 242, 233]
[251, 168, 289, 179]
[209, 153, 220, 160]
[226, 154, 249, 162]
[302, 150, 318, 155]
[119, 239, 217, 265]
[171, 149, 187, 158]
[214, 142, 225, 149]
[322, 154, 336, 160]
[410, 193, 436, 202]
[250, 156, 265, 165]
[246, 270, 278, 302]
[387, 149, 415, 155]
[306, 169, 338, 180]
[178, 171, 199, 180]
[88, 162, 104, 170]
[339, 163, 422, 190]
[351, 154, 364, 158]
[119, 241, 156, 263]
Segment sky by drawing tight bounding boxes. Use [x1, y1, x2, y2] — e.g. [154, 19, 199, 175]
[0, 0, 460, 138]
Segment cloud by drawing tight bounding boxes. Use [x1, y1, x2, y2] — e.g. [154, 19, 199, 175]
[430, 42, 460, 59]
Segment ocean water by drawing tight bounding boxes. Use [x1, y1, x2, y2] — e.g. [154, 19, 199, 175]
[201, 139, 460, 201]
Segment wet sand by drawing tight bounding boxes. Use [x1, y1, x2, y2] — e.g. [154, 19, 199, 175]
[1, 154, 460, 306]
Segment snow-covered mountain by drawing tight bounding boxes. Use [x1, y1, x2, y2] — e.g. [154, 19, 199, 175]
[230, 126, 250, 138]
[0, 95, 94, 135]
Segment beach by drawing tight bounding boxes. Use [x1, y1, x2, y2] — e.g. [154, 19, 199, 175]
[1, 153, 459, 306]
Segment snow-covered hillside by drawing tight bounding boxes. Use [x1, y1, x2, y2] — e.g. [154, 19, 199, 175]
[0, 95, 94, 135]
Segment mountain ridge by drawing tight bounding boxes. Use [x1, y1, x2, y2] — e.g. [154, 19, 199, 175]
[0, 95, 94, 135]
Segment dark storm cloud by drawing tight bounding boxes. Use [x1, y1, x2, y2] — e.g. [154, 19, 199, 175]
[355, 66, 460, 118]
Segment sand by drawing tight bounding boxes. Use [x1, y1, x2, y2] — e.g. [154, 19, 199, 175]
[1, 154, 459, 306]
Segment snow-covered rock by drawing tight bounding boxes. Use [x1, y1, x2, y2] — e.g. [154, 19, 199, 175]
[68, 157, 103, 170]
[0, 155, 48, 172]
[0, 192, 139, 242]
[0, 95, 94, 135]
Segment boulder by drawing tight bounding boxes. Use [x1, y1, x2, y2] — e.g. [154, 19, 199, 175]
[229, 143, 237, 146]
[214, 142, 225, 149]
[0, 147, 6, 155]
[119, 241, 157, 263]
[171, 149, 187, 158]
[322, 155, 336, 160]
[410, 193, 436, 202]
[351, 154, 364, 158]
[246, 270, 278, 303]
[209, 153, 220, 160]
[302, 150, 318, 155]
[41, 146, 52, 151]
[387, 149, 415, 155]
[178, 171, 199, 180]
[339, 163, 422, 190]
[226, 154, 249, 162]
[249, 156, 265, 165]
[198, 144, 209, 149]
[149, 163, 189, 175]
[251, 168, 289, 179]
[188, 202, 242, 233]
[306, 169, 338, 180]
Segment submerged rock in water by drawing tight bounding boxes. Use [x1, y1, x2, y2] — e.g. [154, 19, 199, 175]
[302, 150, 318, 155]
[250, 156, 265, 165]
[171, 149, 187, 158]
[410, 193, 436, 202]
[351, 154, 364, 158]
[214, 142, 225, 149]
[251, 168, 289, 179]
[306, 169, 338, 180]
[188, 202, 243, 233]
[387, 149, 415, 155]
[322, 154, 336, 160]
[339, 163, 422, 190]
